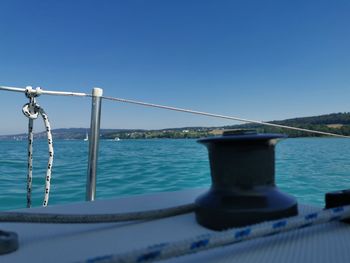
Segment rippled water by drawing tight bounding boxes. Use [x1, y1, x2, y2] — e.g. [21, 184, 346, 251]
[276, 138, 350, 206]
[0, 138, 349, 210]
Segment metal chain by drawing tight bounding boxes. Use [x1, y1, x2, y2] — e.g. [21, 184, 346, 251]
[22, 87, 54, 207]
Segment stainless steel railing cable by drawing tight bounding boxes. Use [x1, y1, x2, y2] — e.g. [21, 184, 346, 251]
[102, 95, 350, 138]
[1, 85, 349, 138]
[0, 85, 88, 97]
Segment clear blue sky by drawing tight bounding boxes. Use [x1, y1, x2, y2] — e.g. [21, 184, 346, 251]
[0, 0, 349, 135]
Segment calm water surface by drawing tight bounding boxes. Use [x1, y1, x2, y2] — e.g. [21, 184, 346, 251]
[0, 138, 349, 210]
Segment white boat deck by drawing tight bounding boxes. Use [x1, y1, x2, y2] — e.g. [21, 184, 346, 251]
[1, 188, 350, 263]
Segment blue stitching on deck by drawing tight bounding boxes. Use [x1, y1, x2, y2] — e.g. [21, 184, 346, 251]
[272, 220, 287, 229]
[190, 239, 209, 250]
[137, 250, 161, 262]
[298, 223, 313, 229]
[87, 255, 113, 263]
[305, 213, 318, 220]
[234, 228, 251, 239]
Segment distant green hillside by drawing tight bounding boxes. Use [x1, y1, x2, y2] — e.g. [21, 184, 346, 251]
[1, 112, 349, 140]
[100, 112, 350, 139]
[273, 112, 350, 125]
[227, 112, 350, 137]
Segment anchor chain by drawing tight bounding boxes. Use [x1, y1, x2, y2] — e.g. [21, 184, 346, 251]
[22, 86, 54, 208]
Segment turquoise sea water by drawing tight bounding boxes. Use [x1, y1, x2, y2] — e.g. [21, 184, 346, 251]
[0, 138, 350, 211]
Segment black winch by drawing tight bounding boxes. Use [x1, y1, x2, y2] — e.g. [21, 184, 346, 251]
[195, 130, 298, 230]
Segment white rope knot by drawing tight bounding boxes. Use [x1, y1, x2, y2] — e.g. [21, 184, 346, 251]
[22, 90, 54, 208]
[22, 101, 40, 119]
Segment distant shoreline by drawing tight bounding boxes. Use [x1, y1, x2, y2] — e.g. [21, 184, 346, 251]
[1, 112, 349, 140]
